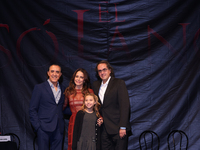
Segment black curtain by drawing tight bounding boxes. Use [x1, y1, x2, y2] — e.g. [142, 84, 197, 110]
[0, 0, 200, 149]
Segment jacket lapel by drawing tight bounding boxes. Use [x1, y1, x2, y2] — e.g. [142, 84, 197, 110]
[44, 81, 56, 103]
[103, 77, 114, 105]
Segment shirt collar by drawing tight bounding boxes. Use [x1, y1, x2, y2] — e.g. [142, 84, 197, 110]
[101, 76, 111, 86]
[47, 79, 60, 88]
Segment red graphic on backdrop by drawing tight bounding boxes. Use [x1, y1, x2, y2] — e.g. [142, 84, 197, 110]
[16, 19, 59, 66]
[73, 10, 90, 55]
[114, 3, 125, 22]
[98, 2, 125, 22]
[148, 23, 195, 56]
[194, 28, 200, 56]
[148, 25, 176, 54]
[73, 2, 127, 57]
[179, 23, 190, 47]
[109, 26, 129, 53]
[0, 24, 12, 68]
[0, 8, 199, 68]
[98, 1, 110, 23]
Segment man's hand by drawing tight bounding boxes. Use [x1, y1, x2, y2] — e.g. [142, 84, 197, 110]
[119, 129, 126, 139]
[97, 117, 103, 126]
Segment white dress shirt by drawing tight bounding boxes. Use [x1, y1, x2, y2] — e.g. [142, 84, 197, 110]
[98, 76, 111, 104]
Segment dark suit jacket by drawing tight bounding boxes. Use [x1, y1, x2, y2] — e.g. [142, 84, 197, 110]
[92, 77, 131, 135]
[29, 81, 65, 133]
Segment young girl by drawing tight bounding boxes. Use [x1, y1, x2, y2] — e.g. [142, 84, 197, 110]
[72, 93, 102, 150]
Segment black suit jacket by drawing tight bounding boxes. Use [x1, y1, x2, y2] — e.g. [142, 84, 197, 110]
[92, 77, 130, 135]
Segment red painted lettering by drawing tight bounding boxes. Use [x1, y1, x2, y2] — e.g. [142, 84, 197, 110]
[0, 24, 12, 68]
[179, 23, 190, 47]
[109, 26, 129, 53]
[17, 19, 59, 65]
[194, 28, 200, 56]
[148, 25, 176, 54]
[114, 3, 125, 22]
[73, 10, 89, 55]
[98, 1, 110, 23]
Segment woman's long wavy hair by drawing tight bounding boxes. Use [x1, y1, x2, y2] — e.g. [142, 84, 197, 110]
[81, 93, 101, 118]
[64, 68, 91, 97]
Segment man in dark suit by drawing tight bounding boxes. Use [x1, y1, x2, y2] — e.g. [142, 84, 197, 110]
[29, 64, 65, 150]
[92, 60, 131, 150]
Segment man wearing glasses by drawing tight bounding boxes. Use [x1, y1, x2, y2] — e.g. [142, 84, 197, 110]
[92, 60, 131, 150]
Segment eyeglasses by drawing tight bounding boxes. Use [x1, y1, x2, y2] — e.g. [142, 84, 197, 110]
[98, 68, 108, 73]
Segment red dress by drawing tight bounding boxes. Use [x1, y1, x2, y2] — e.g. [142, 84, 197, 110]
[65, 88, 94, 150]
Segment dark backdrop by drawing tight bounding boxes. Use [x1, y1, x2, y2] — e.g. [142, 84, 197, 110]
[0, 0, 200, 149]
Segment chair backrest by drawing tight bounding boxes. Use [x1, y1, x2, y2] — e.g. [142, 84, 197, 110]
[139, 130, 160, 150]
[4, 133, 20, 150]
[167, 130, 188, 150]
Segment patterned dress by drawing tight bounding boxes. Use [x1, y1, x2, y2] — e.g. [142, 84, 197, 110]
[65, 88, 94, 150]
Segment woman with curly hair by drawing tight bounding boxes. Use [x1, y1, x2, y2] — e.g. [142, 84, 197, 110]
[63, 68, 93, 150]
